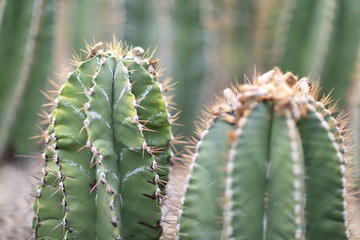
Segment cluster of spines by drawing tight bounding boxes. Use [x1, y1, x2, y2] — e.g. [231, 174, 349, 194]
[33, 40, 178, 239]
[170, 68, 356, 240]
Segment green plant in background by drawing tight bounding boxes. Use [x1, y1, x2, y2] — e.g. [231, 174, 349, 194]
[121, 0, 207, 138]
[1, 0, 358, 164]
[0, 0, 56, 159]
[255, 0, 360, 108]
[211, 0, 257, 78]
[171, 0, 205, 137]
[33, 41, 173, 239]
[69, 0, 102, 53]
[123, 0, 158, 50]
[175, 68, 356, 239]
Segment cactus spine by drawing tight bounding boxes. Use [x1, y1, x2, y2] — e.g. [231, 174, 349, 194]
[33, 41, 172, 239]
[176, 68, 354, 239]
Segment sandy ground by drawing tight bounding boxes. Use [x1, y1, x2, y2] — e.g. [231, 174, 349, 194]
[0, 160, 37, 240]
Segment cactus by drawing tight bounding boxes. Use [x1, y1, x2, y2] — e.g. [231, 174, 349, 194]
[8, 0, 57, 156]
[172, 0, 205, 137]
[175, 68, 356, 239]
[320, 0, 360, 108]
[254, 0, 360, 108]
[33, 41, 172, 239]
[123, 0, 158, 50]
[0, 0, 57, 158]
[69, 0, 102, 54]
[213, 0, 256, 78]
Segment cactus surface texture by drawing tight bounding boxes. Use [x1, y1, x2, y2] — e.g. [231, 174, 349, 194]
[33, 41, 172, 239]
[176, 68, 356, 240]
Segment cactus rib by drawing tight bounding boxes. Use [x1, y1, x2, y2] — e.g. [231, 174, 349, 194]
[34, 57, 100, 239]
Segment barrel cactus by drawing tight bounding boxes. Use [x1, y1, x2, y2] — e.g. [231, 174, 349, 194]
[174, 68, 356, 239]
[33, 40, 173, 239]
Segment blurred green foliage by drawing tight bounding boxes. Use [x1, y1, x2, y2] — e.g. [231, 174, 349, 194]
[0, 0, 56, 158]
[0, 0, 359, 162]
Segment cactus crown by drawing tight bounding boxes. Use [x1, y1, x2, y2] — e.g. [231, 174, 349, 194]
[33, 40, 174, 240]
[171, 68, 356, 240]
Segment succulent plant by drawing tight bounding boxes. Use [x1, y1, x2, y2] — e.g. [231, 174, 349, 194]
[32, 38, 358, 239]
[69, 0, 102, 53]
[172, 0, 205, 138]
[0, 0, 57, 159]
[33, 41, 173, 239]
[254, 0, 360, 108]
[173, 68, 356, 240]
[123, 0, 158, 50]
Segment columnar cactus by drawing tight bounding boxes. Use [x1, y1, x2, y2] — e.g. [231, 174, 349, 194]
[255, 0, 360, 108]
[123, 0, 158, 49]
[0, 0, 57, 158]
[33, 41, 172, 239]
[172, 0, 205, 137]
[176, 68, 355, 239]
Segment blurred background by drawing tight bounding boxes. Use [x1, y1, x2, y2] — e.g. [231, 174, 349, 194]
[0, 0, 359, 238]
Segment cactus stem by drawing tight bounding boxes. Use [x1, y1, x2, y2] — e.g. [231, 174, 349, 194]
[0, 0, 44, 157]
[306, 101, 351, 238]
[170, 68, 358, 239]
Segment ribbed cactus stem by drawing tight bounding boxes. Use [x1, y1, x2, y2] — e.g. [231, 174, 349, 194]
[176, 68, 354, 240]
[33, 41, 172, 239]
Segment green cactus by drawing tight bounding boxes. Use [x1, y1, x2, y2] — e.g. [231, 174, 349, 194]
[123, 0, 158, 50]
[176, 68, 355, 239]
[33, 41, 172, 239]
[255, 0, 360, 108]
[8, 0, 57, 156]
[172, 0, 205, 137]
[69, 0, 102, 54]
[213, 0, 257, 78]
[0, 0, 57, 158]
